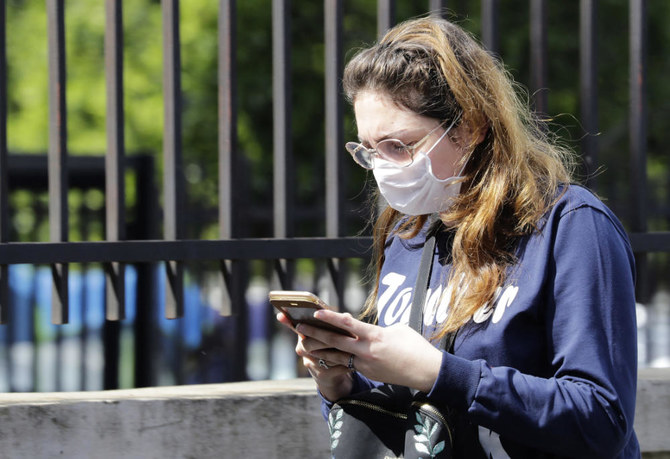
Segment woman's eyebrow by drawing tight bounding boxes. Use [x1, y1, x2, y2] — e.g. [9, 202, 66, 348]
[359, 128, 421, 145]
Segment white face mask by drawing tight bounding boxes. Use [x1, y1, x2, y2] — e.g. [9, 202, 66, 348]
[372, 129, 465, 216]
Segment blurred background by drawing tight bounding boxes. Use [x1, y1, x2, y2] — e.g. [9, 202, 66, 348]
[0, 0, 668, 392]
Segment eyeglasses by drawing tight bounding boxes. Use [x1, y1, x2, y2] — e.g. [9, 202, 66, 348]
[345, 120, 452, 170]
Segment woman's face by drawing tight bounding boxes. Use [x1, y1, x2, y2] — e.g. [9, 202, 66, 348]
[353, 91, 466, 180]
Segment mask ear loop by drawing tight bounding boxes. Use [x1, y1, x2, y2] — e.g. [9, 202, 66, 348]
[423, 115, 467, 181]
[423, 113, 462, 158]
[452, 114, 484, 181]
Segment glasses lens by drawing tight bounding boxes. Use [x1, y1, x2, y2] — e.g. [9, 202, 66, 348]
[345, 142, 374, 169]
[377, 139, 412, 166]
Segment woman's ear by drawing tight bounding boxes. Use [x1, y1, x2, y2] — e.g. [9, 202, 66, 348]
[473, 123, 488, 145]
[452, 121, 488, 149]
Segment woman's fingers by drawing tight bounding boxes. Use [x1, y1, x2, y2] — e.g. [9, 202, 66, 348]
[303, 354, 355, 402]
[302, 318, 442, 391]
[303, 354, 346, 373]
[281, 309, 364, 372]
[275, 309, 355, 401]
[314, 309, 369, 337]
[281, 306, 442, 394]
[296, 310, 374, 356]
[295, 330, 339, 362]
[276, 311, 290, 325]
[276, 312, 300, 335]
[296, 328, 355, 370]
[307, 347, 355, 369]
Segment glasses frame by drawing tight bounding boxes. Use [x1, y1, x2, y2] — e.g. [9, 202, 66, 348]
[345, 118, 456, 170]
[344, 121, 446, 170]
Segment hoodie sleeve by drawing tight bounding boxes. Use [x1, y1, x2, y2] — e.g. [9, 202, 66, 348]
[427, 204, 638, 458]
[319, 371, 384, 421]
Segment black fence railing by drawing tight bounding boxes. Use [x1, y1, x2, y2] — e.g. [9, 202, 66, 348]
[0, 0, 669, 391]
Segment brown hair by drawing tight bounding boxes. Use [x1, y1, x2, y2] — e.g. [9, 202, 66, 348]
[343, 17, 575, 335]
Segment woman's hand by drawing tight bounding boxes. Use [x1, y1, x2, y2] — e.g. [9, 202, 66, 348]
[276, 312, 354, 402]
[290, 309, 443, 394]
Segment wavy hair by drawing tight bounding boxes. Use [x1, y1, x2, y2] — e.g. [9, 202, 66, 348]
[343, 17, 575, 335]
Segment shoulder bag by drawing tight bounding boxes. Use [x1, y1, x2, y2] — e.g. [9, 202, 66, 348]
[328, 229, 455, 458]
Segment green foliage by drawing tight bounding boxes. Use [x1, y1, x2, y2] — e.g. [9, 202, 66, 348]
[122, 1, 164, 155]
[6, 0, 49, 152]
[4, 0, 669, 244]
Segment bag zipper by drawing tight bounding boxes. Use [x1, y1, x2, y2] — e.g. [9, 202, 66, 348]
[337, 399, 408, 420]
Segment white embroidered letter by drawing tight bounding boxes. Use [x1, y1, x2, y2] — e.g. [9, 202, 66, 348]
[423, 286, 442, 327]
[378, 272, 412, 325]
[472, 287, 502, 324]
[435, 284, 452, 324]
[491, 286, 519, 324]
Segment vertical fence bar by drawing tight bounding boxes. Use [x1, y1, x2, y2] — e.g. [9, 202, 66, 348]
[324, 0, 346, 307]
[271, 0, 293, 380]
[375, 0, 395, 240]
[580, 0, 598, 189]
[102, 0, 124, 390]
[219, 0, 248, 381]
[530, 0, 548, 117]
[324, 0, 343, 239]
[219, 0, 238, 244]
[0, 0, 8, 323]
[104, 0, 125, 321]
[46, 0, 69, 324]
[429, 0, 449, 18]
[629, 0, 647, 232]
[133, 155, 159, 387]
[272, 0, 295, 292]
[162, 0, 184, 319]
[377, 0, 395, 39]
[79, 205, 90, 390]
[273, 0, 293, 241]
[481, 0, 499, 55]
[630, 0, 649, 301]
[219, 0, 239, 317]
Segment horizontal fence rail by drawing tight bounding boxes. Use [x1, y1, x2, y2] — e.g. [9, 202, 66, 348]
[0, 231, 669, 265]
[0, 234, 667, 266]
[0, 238, 373, 265]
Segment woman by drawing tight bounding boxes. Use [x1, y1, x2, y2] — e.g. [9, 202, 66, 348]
[277, 17, 639, 457]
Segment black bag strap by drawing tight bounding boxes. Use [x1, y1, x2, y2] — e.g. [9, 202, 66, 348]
[408, 222, 457, 352]
[408, 233, 436, 335]
[439, 328, 457, 353]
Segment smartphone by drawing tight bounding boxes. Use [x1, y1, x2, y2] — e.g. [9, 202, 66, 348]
[269, 290, 354, 337]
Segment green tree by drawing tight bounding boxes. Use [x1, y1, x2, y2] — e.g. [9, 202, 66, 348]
[5, 0, 669, 245]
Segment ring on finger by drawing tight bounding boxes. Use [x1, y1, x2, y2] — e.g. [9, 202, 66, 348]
[347, 354, 356, 371]
[318, 359, 330, 370]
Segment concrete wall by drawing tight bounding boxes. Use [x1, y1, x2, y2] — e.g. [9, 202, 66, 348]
[636, 368, 670, 457]
[0, 369, 668, 458]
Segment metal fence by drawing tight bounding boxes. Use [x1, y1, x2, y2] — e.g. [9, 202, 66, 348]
[0, 0, 669, 391]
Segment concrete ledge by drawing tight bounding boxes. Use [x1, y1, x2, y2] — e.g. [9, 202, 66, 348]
[0, 379, 330, 459]
[636, 368, 670, 455]
[0, 370, 668, 458]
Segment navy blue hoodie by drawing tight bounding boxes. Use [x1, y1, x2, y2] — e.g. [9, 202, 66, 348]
[323, 185, 640, 458]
